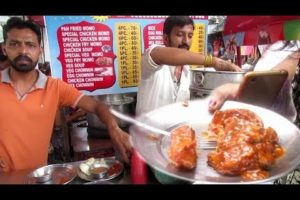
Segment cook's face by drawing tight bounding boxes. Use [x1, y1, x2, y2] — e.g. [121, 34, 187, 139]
[3, 28, 41, 72]
[164, 24, 194, 50]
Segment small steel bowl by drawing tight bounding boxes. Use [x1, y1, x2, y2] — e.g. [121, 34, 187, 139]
[32, 167, 53, 183]
[34, 174, 52, 183]
[90, 164, 108, 179]
[33, 172, 52, 183]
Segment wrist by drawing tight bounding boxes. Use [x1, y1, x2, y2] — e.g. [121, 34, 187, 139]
[107, 121, 119, 132]
[211, 57, 218, 68]
[204, 54, 213, 67]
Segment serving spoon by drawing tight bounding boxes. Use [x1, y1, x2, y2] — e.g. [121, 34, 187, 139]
[110, 108, 171, 136]
[110, 108, 216, 149]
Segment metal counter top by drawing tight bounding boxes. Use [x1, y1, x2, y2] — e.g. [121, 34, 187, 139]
[0, 160, 131, 184]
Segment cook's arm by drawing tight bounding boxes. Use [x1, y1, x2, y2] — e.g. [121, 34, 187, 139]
[208, 83, 240, 113]
[76, 95, 132, 164]
[150, 46, 241, 71]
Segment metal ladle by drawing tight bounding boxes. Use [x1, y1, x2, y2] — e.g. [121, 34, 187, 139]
[110, 108, 217, 149]
[110, 108, 170, 136]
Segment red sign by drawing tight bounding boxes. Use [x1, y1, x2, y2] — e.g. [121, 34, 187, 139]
[57, 21, 116, 91]
[143, 21, 164, 51]
[224, 16, 300, 45]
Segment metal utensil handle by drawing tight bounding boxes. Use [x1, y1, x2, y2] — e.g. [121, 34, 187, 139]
[110, 108, 171, 136]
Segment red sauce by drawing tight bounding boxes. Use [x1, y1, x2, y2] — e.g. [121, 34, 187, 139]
[241, 170, 269, 181]
[168, 125, 197, 170]
[91, 167, 108, 174]
[107, 163, 122, 176]
[206, 109, 285, 181]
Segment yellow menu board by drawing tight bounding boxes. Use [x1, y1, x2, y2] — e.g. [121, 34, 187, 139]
[115, 23, 141, 88]
[190, 23, 206, 68]
[190, 23, 206, 53]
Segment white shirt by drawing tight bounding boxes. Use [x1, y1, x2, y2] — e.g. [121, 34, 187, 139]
[136, 44, 191, 115]
[255, 40, 300, 71]
[254, 40, 299, 121]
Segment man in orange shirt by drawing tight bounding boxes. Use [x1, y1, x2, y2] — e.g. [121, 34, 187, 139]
[0, 17, 132, 172]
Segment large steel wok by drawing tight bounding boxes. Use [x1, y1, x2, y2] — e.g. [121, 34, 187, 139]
[129, 99, 300, 184]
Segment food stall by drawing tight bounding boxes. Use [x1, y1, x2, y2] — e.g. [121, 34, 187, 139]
[2, 15, 300, 185]
[130, 16, 300, 184]
[223, 16, 300, 66]
[0, 15, 208, 184]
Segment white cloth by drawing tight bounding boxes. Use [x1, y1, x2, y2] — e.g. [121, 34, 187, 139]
[255, 40, 300, 71]
[136, 44, 191, 115]
[254, 40, 299, 122]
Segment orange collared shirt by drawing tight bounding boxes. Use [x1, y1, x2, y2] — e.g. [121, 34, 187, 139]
[0, 68, 83, 172]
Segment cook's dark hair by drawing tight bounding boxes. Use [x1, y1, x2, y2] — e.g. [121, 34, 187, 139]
[274, 41, 300, 66]
[3, 17, 42, 45]
[278, 41, 300, 52]
[163, 16, 194, 36]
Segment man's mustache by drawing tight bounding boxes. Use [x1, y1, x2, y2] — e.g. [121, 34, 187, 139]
[14, 55, 33, 63]
[178, 44, 189, 49]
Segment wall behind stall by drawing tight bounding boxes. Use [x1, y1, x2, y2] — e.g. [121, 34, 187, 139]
[43, 16, 209, 96]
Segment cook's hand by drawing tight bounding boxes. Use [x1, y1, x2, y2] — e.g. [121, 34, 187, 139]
[108, 126, 133, 164]
[214, 58, 241, 72]
[208, 83, 240, 113]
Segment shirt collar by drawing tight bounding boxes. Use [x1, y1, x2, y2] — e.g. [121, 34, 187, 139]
[1, 68, 48, 89]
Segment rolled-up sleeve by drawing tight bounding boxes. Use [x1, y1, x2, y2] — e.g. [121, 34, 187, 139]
[57, 80, 83, 108]
[141, 44, 164, 79]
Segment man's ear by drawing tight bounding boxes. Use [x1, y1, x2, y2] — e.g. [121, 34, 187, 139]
[1, 46, 7, 56]
[163, 34, 169, 46]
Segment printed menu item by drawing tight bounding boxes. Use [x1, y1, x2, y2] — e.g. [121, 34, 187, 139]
[190, 23, 206, 68]
[115, 23, 141, 88]
[46, 16, 208, 95]
[143, 22, 164, 51]
[57, 21, 116, 91]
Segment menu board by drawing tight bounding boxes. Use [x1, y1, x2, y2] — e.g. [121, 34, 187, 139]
[45, 16, 208, 95]
[115, 23, 141, 88]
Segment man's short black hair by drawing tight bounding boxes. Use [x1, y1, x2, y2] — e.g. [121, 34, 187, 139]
[163, 16, 194, 36]
[3, 17, 42, 45]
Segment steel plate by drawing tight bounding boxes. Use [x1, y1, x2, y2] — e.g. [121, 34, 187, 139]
[77, 158, 124, 182]
[25, 164, 77, 184]
[130, 99, 300, 184]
